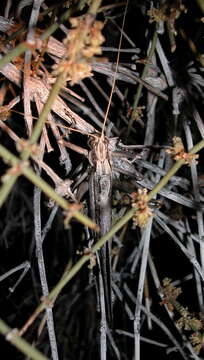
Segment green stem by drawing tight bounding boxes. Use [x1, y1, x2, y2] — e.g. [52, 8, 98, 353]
[40, 0, 70, 18]
[0, 175, 18, 208]
[189, 138, 204, 154]
[126, 27, 158, 140]
[0, 42, 30, 70]
[40, 8, 72, 41]
[88, 0, 103, 15]
[0, 318, 48, 360]
[195, 0, 204, 13]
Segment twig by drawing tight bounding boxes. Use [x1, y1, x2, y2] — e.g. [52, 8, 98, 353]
[134, 221, 153, 360]
[41, 205, 58, 244]
[156, 38, 174, 87]
[183, 121, 204, 308]
[116, 329, 168, 348]
[155, 215, 204, 282]
[0, 318, 48, 360]
[23, 0, 44, 135]
[0, 261, 30, 283]
[185, 218, 204, 311]
[34, 185, 59, 360]
[96, 253, 107, 360]
[80, 80, 107, 120]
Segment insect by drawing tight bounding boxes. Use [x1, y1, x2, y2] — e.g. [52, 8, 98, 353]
[58, 129, 143, 326]
[56, 0, 143, 348]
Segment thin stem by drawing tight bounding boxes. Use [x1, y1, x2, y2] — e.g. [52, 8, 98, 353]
[97, 256, 107, 360]
[195, 0, 204, 13]
[23, 0, 44, 136]
[134, 222, 153, 360]
[184, 121, 204, 308]
[0, 261, 30, 282]
[155, 216, 204, 282]
[0, 42, 30, 70]
[0, 318, 48, 360]
[88, 0, 103, 15]
[34, 185, 59, 360]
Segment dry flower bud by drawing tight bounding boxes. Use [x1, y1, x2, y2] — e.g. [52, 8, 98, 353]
[160, 278, 182, 311]
[148, 2, 186, 23]
[64, 203, 83, 228]
[190, 332, 204, 353]
[6, 328, 19, 341]
[0, 109, 11, 121]
[131, 188, 153, 228]
[131, 106, 145, 122]
[166, 136, 199, 165]
[84, 247, 96, 269]
[54, 16, 105, 84]
[147, 8, 167, 23]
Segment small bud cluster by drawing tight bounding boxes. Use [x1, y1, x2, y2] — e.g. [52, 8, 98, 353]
[166, 136, 199, 165]
[131, 188, 153, 228]
[160, 278, 204, 353]
[53, 16, 105, 85]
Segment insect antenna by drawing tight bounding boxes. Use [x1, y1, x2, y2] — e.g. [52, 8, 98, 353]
[101, 0, 129, 139]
